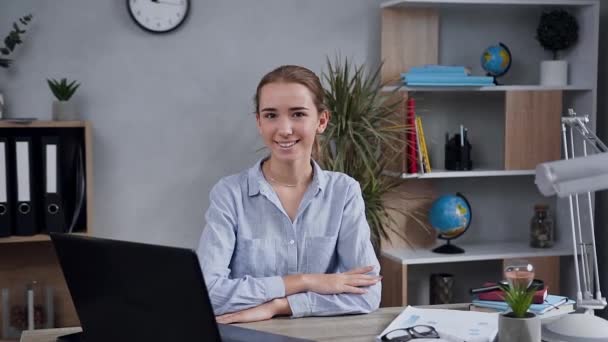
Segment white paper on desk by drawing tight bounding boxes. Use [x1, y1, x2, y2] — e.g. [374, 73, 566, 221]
[377, 306, 499, 342]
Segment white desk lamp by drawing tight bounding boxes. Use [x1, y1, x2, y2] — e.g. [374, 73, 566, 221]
[535, 109, 608, 341]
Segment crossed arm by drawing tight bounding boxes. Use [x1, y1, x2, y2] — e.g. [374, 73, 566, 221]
[197, 180, 381, 323]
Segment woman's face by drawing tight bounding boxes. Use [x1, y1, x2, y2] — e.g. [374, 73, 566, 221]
[256, 82, 328, 163]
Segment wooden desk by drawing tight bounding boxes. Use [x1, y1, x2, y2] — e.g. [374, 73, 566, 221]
[19, 304, 469, 342]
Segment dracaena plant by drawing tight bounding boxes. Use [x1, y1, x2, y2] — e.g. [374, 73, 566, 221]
[47, 78, 80, 101]
[0, 14, 33, 68]
[317, 56, 431, 252]
[500, 283, 536, 318]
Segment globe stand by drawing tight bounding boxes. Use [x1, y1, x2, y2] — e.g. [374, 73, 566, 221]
[482, 42, 512, 86]
[431, 192, 472, 254]
[433, 239, 465, 254]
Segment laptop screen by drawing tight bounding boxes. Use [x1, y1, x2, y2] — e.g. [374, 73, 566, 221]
[50, 233, 221, 342]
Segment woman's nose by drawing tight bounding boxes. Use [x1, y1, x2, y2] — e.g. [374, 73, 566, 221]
[277, 117, 293, 136]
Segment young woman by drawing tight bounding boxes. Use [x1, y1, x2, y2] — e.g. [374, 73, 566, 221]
[197, 65, 381, 324]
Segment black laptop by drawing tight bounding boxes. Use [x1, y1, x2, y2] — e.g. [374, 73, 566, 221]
[50, 233, 312, 342]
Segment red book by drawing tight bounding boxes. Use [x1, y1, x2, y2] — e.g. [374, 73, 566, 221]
[477, 282, 548, 304]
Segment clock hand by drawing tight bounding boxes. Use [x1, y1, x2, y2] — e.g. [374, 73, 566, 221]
[151, 0, 182, 5]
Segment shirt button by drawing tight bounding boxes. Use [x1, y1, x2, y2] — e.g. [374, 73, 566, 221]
[289, 240, 295, 245]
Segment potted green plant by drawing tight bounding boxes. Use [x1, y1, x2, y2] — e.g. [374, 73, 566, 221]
[47, 78, 80, 120]
[317, 56, 431, 253]
[498, 283, 540, 342]
[536, 9, 578, 86]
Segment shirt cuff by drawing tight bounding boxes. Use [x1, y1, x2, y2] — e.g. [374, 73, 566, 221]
[262, 276, 286, 301]
[287, 293, 312, 318]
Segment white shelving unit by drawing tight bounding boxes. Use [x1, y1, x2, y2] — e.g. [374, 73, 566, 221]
[378, 0, 599, 307]
[385, 169, 535, 179]
[383, 241, 573, 265]
[382, 85, 594, 92]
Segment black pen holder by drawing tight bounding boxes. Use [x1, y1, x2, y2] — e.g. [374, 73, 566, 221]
[445, 134, 472, 171]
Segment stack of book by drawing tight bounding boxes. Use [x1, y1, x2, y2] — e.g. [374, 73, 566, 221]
[402, 65, 495, 87]
[471, 285, 575, 320]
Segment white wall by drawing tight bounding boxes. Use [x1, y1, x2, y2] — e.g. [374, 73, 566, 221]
[0, 0, 381, 248]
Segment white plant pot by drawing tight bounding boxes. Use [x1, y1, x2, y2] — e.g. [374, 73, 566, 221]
[498, 313, 541, 342]
[52, 100, 78, 121]
[540, 60, 568, 86]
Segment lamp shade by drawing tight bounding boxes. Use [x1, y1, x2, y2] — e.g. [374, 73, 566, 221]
[535, 153, 608, 197]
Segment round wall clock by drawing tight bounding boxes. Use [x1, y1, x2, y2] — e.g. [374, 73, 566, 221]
[127, 0, 190, 34]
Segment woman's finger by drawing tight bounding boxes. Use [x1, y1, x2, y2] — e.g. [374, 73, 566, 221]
[347, 278, 380, 287]
[343, 265, 374, 275]
[343, 285, 367, 294]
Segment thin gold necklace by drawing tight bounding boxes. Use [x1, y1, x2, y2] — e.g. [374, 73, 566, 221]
[267, 175, 298, 188]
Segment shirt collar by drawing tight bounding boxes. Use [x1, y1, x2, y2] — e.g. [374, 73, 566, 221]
[247, 157, 327, 197]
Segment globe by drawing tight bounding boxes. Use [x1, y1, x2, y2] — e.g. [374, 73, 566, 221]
[429, 193, 472, 254]
[481, 42, 512, 82]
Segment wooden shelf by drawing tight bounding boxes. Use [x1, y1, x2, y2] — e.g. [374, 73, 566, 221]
[0, 234, 51, 244]
[384, 169, 535, 179]
[0, 120, 89, 128]
[0, 232, 89, 244]
[381, 0, 597, 9]
[382, 241, 574, 265]
[382, 85, 594, 92]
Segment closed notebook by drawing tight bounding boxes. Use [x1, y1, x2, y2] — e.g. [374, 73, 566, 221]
[472, 294, 575, 315]
[476, 282, 548, 304]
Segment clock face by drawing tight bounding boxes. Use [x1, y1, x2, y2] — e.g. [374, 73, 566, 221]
[127, 0, 190, 33]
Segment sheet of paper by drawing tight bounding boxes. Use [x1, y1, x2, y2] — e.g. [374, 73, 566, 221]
[377, 306, 499, 342]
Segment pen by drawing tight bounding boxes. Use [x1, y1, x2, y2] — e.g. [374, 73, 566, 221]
[464, 128, 468, 145]
[460, 125, 464, 146]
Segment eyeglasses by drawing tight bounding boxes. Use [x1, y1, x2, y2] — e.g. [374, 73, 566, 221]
[381, 325, 440, 341]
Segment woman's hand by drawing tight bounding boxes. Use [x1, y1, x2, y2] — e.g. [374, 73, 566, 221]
[216, 298, 292, 324]
[304, 265, 381, 295]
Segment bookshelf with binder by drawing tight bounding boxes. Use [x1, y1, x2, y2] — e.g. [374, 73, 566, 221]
[378, 0, 599, 307]
[0, 121, 93, 340]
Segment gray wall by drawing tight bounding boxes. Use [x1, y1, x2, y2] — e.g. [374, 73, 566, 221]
[0, 0, 381, 248]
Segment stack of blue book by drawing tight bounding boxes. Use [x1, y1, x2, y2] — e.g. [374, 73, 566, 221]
[402, 65, 495, 87]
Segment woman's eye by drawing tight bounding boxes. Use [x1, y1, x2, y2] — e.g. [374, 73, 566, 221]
[264, 113, 276, 119]
[293, 112, 306, 118]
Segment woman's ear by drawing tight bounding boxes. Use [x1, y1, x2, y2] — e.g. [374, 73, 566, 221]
[317, 110, 330, 133]
[255, 113, 262, 133]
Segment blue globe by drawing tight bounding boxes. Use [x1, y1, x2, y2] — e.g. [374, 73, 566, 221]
[481, 42, 512, 78]
[429, 194, 471, 238]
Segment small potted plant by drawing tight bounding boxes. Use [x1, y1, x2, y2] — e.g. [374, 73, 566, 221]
[498, 282, 541, 342]
[47, 78, 80, 121]
[536, 9, 578, 86]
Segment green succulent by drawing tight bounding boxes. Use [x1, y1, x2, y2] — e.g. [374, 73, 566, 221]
[0, 14, 33, 68]
[501, 283, 536, 318]
[317, 56, 431, 252]
[47, 78, 80, 101]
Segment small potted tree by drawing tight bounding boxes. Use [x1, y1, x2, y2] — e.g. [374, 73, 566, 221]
[536, 9, 578, 86]
[47, 78, 80, 121]
[498, 281, 540, 342]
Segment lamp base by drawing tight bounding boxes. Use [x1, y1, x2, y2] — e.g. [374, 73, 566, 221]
[542, 312, 608, 341]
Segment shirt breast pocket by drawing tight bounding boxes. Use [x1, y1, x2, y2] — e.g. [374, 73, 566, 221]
[305, 236, 336, 273]
[236, 238, 277, 277]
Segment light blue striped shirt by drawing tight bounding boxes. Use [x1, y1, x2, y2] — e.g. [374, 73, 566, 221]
[196, 158, 381, 318]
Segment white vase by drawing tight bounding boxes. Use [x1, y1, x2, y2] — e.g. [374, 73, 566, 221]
[0, 93, 4, 119]
[498, 313, 541, 342]
[52, 100, 78, 121]
[540, 60, 568, 86]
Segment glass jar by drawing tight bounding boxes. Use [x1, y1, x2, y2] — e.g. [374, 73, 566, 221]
[530, 204, 554, 248]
